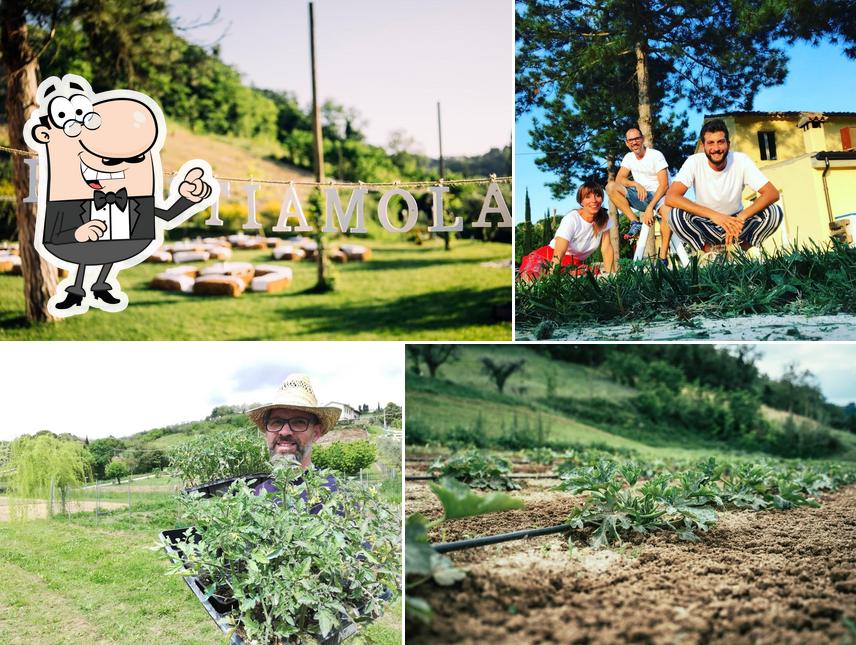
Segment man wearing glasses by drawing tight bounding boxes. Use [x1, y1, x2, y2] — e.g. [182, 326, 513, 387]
[248, 373, 342, 470]
[605, 126, 673, 264]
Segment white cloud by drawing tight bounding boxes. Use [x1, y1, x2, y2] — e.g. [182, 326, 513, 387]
[0, 342, 402, 442]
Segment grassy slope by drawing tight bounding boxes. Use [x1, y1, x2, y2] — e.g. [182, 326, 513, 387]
[406, 347, 856, 461]
[1, 122, 512, 340]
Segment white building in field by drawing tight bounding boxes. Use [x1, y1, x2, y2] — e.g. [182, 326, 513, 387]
[325, 401, 361, 422]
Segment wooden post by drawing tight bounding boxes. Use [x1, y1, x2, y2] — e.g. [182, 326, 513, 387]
[437, 102, 445, 179]
[308, 1, 329, 291]
[0, 0, 59, 322]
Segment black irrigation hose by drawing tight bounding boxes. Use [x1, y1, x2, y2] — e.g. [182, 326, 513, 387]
[433, 523, 574, 553]
[405, 474, 562, 481]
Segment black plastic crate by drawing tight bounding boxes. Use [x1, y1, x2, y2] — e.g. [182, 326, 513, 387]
[161, 527, 360, 644]
[182, 473, 271, 498]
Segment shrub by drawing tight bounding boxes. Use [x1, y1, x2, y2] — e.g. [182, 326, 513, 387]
[105, 459, 130, 484]
[312, 441, 377, 475]
[169, 427, 270, 486]
[430, 450, 519, 491]
[168, 464, 399, 643]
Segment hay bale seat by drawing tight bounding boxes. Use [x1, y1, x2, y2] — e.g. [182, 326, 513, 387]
[272, 245, 306, 261]
[0, 254, 22, 274]
[253, 264, 291, 277]
[203, 237, 231, 248]
[199, 262, 255, 286]
[192, 275, 246, 297]
[150, 272, 194, 292]
[250, 269, 293, 293]
[205, 245, 232, 261]
[329, 248, 348, 263]
[163, 266, 199, 278]
[231, 235, 268, 250]
[173, 250, 210, 263]
[146, 250, 173, 263]
[339, 244, 372, 261]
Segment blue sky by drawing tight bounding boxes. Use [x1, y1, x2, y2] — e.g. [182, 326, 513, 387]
[168, 0, 513, 157]
[515, 41, 856, 223]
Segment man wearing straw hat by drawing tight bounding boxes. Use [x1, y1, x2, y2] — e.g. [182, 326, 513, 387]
[247, 373, 342, 470]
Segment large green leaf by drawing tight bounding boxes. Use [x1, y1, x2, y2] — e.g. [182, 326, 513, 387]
[430, 477, 524, 519]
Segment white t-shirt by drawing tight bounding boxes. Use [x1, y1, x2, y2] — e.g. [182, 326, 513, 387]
[620, 148, 669, 194]
[673, 151, 770, 214]
[548, 209, 613, 260]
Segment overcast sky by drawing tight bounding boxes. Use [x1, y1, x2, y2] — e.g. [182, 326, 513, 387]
[753, 343, 856, 406]
[0, 342, 402, 442]
[168, 0, 513, 157]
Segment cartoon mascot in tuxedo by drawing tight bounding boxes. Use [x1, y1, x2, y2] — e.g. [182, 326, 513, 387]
[23, 74, 218, 316]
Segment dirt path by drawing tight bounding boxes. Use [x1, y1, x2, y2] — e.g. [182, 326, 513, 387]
[408, 485, 856, 644]
[0, 498, 126, 521]
[517, 313, 856, 341]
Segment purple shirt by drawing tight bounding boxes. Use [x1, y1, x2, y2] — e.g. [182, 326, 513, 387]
[252, 471, 339, 515]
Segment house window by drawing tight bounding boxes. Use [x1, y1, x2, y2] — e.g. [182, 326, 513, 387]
[758, 131, 777, 160]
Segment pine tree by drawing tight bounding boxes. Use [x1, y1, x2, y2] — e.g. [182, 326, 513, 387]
[524, 188, 533, 254]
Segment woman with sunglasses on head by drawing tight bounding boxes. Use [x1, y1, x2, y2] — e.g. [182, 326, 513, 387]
[518, 180, 616, 281]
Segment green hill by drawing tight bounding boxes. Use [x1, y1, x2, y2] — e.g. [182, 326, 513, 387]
[406, 345, 856, 461]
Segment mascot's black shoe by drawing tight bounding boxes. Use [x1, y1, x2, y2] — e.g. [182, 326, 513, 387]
[93, 289, 121, 305]
[55, 292, 84, 309]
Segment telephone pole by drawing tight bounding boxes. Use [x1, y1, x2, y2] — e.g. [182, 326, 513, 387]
[437, 101, 445, 179]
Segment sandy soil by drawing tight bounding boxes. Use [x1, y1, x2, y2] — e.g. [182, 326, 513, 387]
[0, 498, 126, 521]
[517, 313, 856, 341]
[407, 485, 856, 644]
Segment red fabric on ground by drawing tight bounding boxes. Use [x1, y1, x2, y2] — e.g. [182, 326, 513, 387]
[517, 245, 599, 279]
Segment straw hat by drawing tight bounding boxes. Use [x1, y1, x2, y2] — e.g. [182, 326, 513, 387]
[247, 373, 341, 435]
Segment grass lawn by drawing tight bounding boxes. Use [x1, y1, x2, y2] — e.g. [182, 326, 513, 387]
[0, 520, 224, 644]
[0, 487, 402, 644]
[0, 239, 511, 340]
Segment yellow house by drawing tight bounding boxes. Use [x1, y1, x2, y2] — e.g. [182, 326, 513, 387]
[698, 111, 856, 251]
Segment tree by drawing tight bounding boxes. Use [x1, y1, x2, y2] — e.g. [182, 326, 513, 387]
[384, 402, 402, 428]
[87, 437, 124, 480]
[105, 458, 130, 484]
[8, 433, 92, 517]
[481, 357, 526, 394]
[542, 209, 552, 245]
[523, 187, 533, 254]
[412, 345, 460, 378]
[406, 345, 423, 375]
[517, 0, 793, 252]
[1, 0, 60, 322]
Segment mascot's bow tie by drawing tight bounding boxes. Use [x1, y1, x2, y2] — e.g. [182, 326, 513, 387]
[93, 188, 128, 210]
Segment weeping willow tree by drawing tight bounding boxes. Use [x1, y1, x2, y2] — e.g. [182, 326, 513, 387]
[8, 434, 92, 520]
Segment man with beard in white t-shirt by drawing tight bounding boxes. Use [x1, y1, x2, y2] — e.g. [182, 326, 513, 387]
[666, 119, 782, 254]
[606, 126, 673, 264]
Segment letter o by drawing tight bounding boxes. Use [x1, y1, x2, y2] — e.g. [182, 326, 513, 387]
[377, 189, 419, 233]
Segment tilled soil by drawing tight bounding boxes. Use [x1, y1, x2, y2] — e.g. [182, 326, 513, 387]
[408, 485, 856, 644]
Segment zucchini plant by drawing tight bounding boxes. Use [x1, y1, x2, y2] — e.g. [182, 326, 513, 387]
[166, 463, 400, 643]
[406, 478, 523, 623]
[429, 450, 519, 490]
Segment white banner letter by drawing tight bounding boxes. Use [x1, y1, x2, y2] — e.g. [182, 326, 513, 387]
[426, 185, 462, 232]
[204, 180, 230, 226]
[273, 184, 312, 232]
[322, 188, 368, 233]
[473, 182, 512, 228]
[377, 188, 418, 233]
[242, 183, 262, 230]
[23, 158, 38, 203]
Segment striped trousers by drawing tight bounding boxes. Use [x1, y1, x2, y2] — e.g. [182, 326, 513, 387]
[668, 204, 783, 251]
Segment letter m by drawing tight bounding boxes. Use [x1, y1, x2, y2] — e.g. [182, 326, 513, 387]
[322, 188, 368, 233]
